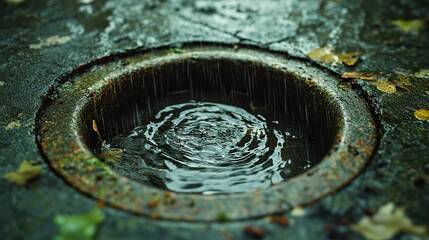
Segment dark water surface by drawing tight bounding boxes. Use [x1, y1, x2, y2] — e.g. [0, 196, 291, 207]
[105, 98, 318, 194]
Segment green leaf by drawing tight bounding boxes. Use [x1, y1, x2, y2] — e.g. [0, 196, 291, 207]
[54, 208, 105, 240]
[391, 19, 425, 33]
[4, 160, 42, 186]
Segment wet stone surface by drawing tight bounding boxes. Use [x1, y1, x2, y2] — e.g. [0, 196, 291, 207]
[1, 0, 429, 239]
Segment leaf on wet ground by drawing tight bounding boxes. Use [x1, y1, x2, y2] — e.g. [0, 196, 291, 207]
[291, 207, 306, 217]
[391, 19, 426, 33]
[392, 75, 413, 91]
[29, 35, 72, 49]
[54, 208, 104, 240]
[351, 202, 427, 240]
[243, 225, 266, 239]
[414, 69, 429, 79]
[369, 80, 397, 94]
[341, 72, 380, 80]
[4, 160, 42, 186]
[414, 109, 429, 121]
[307, 47, 361, 66]
[5, 120, 22, 130]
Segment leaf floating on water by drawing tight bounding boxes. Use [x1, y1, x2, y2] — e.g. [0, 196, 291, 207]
[307, 47, 361, 66]
[341, 72, 380, 80]
[391, 19, 426, 33]
[414, 69, 429, 79]
[54, 208, 105, 240]
[351, 202, 427, 240]
[370, 81, 397, 94]
[4, 160, 42, 186]
[414, 109, 429, 121]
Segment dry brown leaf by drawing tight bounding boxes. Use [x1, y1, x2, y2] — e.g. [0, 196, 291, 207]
[414, 109, 429, 121]
[370, 81, 397, 94]
[341, 72, 380, 80]
[4, 160, 42, 186]
[307, 47, 362, 66]
[352, 202, 427, 240]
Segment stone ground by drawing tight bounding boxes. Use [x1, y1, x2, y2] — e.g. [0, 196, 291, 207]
[0, 0, 428, 239]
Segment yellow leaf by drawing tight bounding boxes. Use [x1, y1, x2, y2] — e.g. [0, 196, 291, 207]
[291, 207, 306, 217]
[5, 120, 22, 130]
[392, 75, 413, 91]
[92, 120, 103, 142]
[414, 109, 429, 121]
[307, 47, 361, 66]
[370, 81, 397, 94]
[352, 202, 427, 240]
[391, 19, 426, 33]
[4, 160, 42, 186]
[341, 72, 379, 80]
[414, 69, 429, 79]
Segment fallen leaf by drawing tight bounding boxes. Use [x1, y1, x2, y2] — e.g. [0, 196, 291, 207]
[370, 81, 397, 94]
[392, 75, 412, 91]
[269, 216, 289, 226]
[0, 81, 4, 86]
[243, 226, 265, 239]
[291, 207, 306, 217]
[414, 109, 429, 121]
[54, 208, 104, 240]
[147, 196, 161, 208]
[4, 160, 42, 186]
[414, 69, 429, 79]
[307, 47, 362, 66]
[29, 35, 72, 49]
[92, 120, 103, 142]
[341, 72, 380, 80]
[351, 202, 427, 240]
[391, 19, 426, 33]
[5, 120, 22, 130]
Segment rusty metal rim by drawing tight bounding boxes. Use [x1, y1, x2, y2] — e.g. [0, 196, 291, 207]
[36, 44, 377, 221]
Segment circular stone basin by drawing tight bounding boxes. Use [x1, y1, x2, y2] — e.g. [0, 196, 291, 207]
[37, 45, 377, 221]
